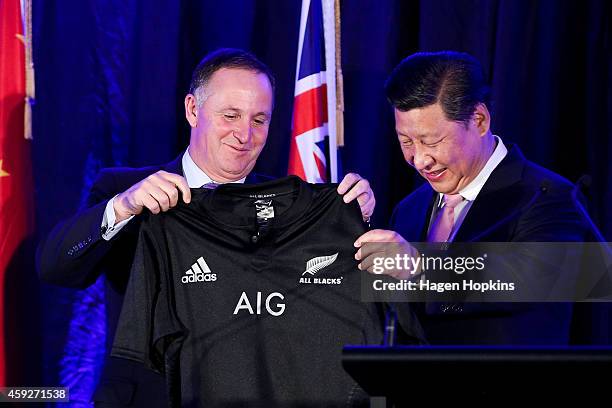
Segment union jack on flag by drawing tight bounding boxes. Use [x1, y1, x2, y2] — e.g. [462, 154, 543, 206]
[288, 0, 339, 183]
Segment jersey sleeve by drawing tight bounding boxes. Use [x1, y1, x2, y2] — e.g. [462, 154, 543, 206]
[110, 216, 185, 374]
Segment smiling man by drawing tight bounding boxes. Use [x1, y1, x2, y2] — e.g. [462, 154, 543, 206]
[396, 101, 495, 196]
[38, 48, 375, 408]
[185, 67, 272, 182]
[355, 51, 588, 345]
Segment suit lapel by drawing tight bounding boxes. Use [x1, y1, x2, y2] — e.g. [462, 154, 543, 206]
[453, 145, 526, 242]
[415, 189, 437, 241]
[245, 172, 273, 184]
[454, 183, 526, 241]
[163, 154, 184, 175]
[394, 184, 437, 242]
[245, 173, 259, 184]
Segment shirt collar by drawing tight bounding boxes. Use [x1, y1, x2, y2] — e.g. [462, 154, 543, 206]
[458, 135, 508, 201]
[181, 148, 246, 188]
[437, 135, 508, 204]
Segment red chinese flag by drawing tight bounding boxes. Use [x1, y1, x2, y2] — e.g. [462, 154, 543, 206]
[0, 0, 35, 386]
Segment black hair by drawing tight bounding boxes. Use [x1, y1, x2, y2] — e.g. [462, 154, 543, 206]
[385, 51, 491, 125]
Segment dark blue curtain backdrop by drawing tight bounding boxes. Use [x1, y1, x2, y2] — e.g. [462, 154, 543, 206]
[30, 0, 610, 398]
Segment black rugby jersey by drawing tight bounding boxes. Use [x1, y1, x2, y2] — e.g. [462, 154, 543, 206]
[111, 176, 386, 407]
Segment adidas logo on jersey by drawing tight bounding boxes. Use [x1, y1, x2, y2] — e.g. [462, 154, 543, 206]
[182, 256, 217, 284]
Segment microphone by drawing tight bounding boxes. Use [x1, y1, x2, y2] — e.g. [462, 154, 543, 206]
[383, 304, 397, 347]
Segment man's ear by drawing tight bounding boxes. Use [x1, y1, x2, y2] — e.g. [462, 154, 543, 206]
[185, 94, 198, 128]
[473, 103, 491, 137]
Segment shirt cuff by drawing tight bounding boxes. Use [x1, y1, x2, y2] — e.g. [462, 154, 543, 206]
[101, 195, 134, 241]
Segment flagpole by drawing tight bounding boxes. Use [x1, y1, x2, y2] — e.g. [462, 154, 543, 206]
[322, 0, 338, 182]
[23, 0, 35, 140]
[334, 0, 344, 148]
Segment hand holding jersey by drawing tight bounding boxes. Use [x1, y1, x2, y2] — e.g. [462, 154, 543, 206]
[111, 170, 376, 228]
[113, 171, 192, 222]
[354, 229, 421, 279]
[337, 172, 376, 222]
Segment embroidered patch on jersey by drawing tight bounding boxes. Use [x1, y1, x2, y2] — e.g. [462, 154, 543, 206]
[299, 253, 343, 285]
[181, 256, 217, 284]
[302, 253, 338, 276]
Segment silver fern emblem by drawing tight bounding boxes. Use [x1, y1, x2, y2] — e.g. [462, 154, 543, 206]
[302, 253, 339, 276]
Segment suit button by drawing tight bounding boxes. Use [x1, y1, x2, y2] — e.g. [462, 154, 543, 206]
[440, 303, 463, 313]
[451, 304, 463, 313]
[251, 235, 259, 244]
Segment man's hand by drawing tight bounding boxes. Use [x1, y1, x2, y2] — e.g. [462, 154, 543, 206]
[354, 229, 420, 279]
[114, 171, 191, 222]
[337, 173, 376, 222]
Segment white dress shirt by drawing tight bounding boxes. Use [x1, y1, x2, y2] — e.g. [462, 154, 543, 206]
[428, 135, 508, 242]
[101, 148, 245, 240]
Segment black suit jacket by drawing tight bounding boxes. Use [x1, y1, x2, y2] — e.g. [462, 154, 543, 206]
[37, 154, 270, 406]
[391, 144, 588, 345]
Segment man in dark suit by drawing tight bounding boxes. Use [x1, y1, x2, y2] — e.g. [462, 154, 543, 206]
[354, 51, 588, 345]
[38, 48, 376, 407]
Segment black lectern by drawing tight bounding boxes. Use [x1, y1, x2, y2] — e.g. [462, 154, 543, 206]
[342, 346, 612, 406]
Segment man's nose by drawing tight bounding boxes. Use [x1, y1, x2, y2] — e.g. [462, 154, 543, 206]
[233, 121, 253, 144]
[413, 147, 433, 170]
